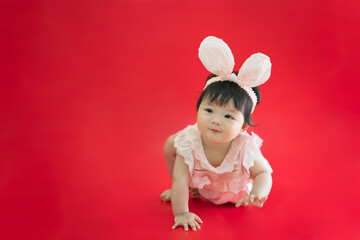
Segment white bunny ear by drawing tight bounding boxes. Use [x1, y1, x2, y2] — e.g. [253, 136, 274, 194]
[238, 53, 271, 87]
[198, 36, 235, 78]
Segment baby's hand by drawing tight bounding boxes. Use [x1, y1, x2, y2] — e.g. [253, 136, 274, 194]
[172, 212, 203, 231]
[235, 194, 268, 208]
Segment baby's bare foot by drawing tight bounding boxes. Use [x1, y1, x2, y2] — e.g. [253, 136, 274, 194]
[160, 189, 172, 202]
[190, 188, 200, 198]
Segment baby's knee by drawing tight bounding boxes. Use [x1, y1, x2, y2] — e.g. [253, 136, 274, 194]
[164, 134, 176, 156]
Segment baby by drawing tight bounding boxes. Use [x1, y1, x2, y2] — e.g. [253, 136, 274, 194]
[161, 36, 273, 231]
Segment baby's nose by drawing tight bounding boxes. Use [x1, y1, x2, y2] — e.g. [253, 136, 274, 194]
[212, 118, 221, 125]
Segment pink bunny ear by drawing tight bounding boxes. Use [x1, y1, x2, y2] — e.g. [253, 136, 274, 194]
[237, 53, 271, 87]
[198, 36, 235, 78]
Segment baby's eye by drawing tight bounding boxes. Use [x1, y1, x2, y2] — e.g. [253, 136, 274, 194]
[225, 114, 233, 119]
[205, 109, 213, 113]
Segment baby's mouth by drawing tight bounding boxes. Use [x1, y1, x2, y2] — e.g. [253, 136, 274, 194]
[210, 128, 221, 133]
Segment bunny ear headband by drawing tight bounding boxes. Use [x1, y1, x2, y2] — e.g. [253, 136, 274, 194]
[198, 36, 271, 113]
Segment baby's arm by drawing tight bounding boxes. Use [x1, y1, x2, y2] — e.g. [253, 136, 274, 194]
[236, 158, 273, 207]
[171, 154, 202, 231]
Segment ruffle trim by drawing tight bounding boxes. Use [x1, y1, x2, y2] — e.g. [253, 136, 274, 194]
[242, 131, 263, 176]
[174, 125, 197, 176]
[174, 124, 243, 175]
[174, 124, 267, 191]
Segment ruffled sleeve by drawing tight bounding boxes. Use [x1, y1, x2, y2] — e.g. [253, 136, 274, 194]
[242, 132, 273, 176]
[173, 125, 198, 175]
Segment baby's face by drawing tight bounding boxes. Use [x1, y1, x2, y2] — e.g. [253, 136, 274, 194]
[197, 99, 245, 145]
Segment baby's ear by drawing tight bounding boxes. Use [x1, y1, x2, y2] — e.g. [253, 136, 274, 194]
[242, 124, 249, 132]
[238, 124, 249, 136]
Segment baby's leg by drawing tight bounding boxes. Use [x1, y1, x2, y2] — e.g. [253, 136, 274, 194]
[163, 134, 177, 178]
[160, 134, 177, 202]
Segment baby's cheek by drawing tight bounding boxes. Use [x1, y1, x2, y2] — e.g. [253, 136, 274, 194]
[231, 125, 243, 136]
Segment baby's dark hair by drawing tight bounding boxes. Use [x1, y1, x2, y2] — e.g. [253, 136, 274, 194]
[196, 71, 261, 127]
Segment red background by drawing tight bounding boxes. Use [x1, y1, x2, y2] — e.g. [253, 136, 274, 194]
[1, 0, 360, 239]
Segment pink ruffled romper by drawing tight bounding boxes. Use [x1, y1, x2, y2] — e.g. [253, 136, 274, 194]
[174, 124, 272, 205]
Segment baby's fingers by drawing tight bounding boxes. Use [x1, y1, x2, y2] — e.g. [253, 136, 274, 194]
[172, 222, 181, 229]
[251, 196, 267, 207]
[252, 201, 263, 207]
[195, 221, 201, 229]
[235, 199, 244, 207]
[260, 196, 268, 204]
[193, 213, 203, 224]
[189, 222, 197, 231]
[243, 196, 250, 206]
[183, 223, 189, 231]
[249, 195, 255, 205]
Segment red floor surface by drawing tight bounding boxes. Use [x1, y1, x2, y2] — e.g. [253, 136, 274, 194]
[1, 1, 360, 239]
